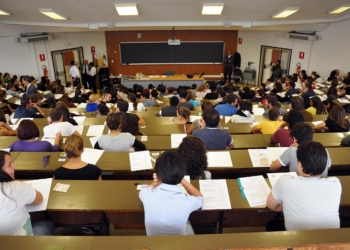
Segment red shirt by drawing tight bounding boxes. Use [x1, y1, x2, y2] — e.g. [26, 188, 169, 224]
[272, 128, 293, 147]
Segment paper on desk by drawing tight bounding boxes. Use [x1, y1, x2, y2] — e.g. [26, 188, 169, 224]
[170, 134, 187, 148]
[14, 99, 21, 105]
[68, 93, 75, 98]
[5, 95, 13, 100]
[311, 121, 323, 126]
[54, 94, 63, 99]
[318, 95, 327, 102]
[73, 116, 86, 125]
[41, 136, 55, 146]
[337, 132, 349, 138]
[24, 178, 53, 212]
[156, 100, 164, 104]
[239, 176, 270, 207]
[277, 92, 286, 98]
[252, 104, 259, 108]
[250, 122, 259, 128]
[266, 147, 288, 166]
[248, 149, 269, 167]
[190, 116, 201, 123]
[81, 147, 104, 165]
[178, 175, 190, 194]
[199, 179, 231, 210]
[106, 103, 114, 108]
[316, 83, 326, 87]
[70, 111, 80, 116]
[141, 136, 148, 141]
[77, 103, 87, 108]
[129, 150, 153, 171]
[267, 172, 297, 188]
[74, 125, 84, 135]
[0, 148, 10, 152]
[338, 98, 350, 104]
[207, 152, 232, 167]
[292, 94, 299, 97]
[89, 136, 101, 148]
[85, 89, 92, 94]
[313, 89, 324, 95]
[8, 124, 18, 131]
[224, 116, 231, 123]
[86, 125, 105, 136]
[253, 108, 264, 116]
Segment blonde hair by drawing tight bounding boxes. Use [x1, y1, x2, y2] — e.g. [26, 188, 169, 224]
[88, 94, 99, 103]
[64, 135, 84, 158]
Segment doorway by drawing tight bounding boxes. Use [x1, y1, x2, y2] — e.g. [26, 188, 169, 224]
[51, 47, 84, 85]
[258, 46, 292, 84]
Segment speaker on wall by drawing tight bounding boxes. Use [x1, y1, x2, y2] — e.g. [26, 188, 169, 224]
[99, 68, 111, 89]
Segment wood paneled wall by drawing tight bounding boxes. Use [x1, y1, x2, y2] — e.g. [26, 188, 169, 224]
[105, 30, 238, 76]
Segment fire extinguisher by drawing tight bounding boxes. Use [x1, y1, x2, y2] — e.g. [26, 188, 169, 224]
[296, 63, 301, 76]
[42, 65, 48, 78]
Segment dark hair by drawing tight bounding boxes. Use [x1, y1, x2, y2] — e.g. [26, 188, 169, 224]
[116, 99, 129, 113]
[89, 62, 95, 67]
[148, 84, 154, 89]
[275, 82, 283, 92]
[50, 108, 63, 122]
[120, 113, 140, 135]
[167, 87, 175, 94]
[297, 141, 327, 176]
[6, 82, 14, 90]
[289, 81, 295, 89]
[20, 97, 31, 107]
[170, 96, 179, 106]
[177, 136, 208, 179]
[56, 102, 71, 122]
[267, 96, 278, 107]
[0, 110, 6, 123]
[70, 61, 75, 65]
[158, 85, 166, 94]
[290, 122, 313, 144]
[191, 84, 197, 90]
[305, 82, 312, 90]
[17, 120, 40, 140]
[202, 108, 220, 127]
[155, 151, 186, 185]
[127, 93, 138, 111]
[218, 90, 225, 98]
[238, 101, 253, 114]
[136, 85, 143, 93]
[327, 82, 338, 97]
[60, 95, 71, 107]
[141, 91, 150, 99]
[328, 106, 349, 129]
[75, 89, 82, 98]
[226, 94, 238, 105]
[286, 110, 304, 129]
[0, 151, 12, 182]
[310, 96, 327, 115]
[201, 101, 213, 111]
[23, 75, 32, 83]
[151, 89, 158, 98]
[106, 113, 121, 130]
[268, 107, 280, 120]
[291, 96, 304, 110]
[210, 85, 217, 92]
[65, 135, 83, 158]
[177, 106, 191, 120]
[98, 103, 110, 116]
[179, 90, 187, 98]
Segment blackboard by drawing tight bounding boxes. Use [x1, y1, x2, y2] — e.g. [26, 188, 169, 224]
[120, 42, 224, 65]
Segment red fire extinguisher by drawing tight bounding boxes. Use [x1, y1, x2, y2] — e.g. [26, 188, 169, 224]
[42, 65, 48, 78]
[296, 63, 301, 76]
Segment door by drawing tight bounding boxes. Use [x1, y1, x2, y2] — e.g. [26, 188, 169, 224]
[52, 52, 66, 85]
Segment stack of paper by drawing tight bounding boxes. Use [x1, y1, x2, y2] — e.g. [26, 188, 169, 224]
[267, 172, 297, 188]
[170, 134, 187, 148]
[81, 148, 104, 165]
[5, 95, 13, 100]
[248, 149, 269, 167]
[129, 150, 153, 171]
[207, 152, 233, 167]
[199, 179, 232, 210]
[73, 116, 86, 125]
[24, 178, 53, 212]
[239, 176, 270, 207]
[86, 125, 105, 136]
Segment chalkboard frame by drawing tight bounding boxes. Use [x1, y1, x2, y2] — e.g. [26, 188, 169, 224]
[119, 41, 225, 65]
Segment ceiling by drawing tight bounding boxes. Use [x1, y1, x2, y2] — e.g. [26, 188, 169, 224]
[1, 0, 350, 32]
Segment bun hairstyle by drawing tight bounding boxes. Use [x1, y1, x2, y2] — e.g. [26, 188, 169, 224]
[64, 135, 84, 158]
[177, 106, 191, 120]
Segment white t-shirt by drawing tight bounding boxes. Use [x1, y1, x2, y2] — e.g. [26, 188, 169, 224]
[43, 122, 76, 136]
[0, 181, 36, 235]
[69, 66, 79, 78]
[89, 67, 96, 77]
[272, 175, 341, 231]
[128, 102, 145, 112]
[231, 111, 255, 123]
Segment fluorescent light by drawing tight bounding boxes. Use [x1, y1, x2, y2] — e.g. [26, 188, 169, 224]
[115, 3, 138, 16]
[329, 4, 350, 14]
[39, 9, 67, 20]
[0, 8, 10, 15]
[202, 3, 224, 15]
[273, 7, 299, 18]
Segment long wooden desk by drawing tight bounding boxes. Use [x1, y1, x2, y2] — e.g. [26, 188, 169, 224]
[121, 75, 205, 88]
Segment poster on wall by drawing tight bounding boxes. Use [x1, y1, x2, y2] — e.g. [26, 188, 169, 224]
[39, 54, 46, 61]
[299, 52, 305, 59]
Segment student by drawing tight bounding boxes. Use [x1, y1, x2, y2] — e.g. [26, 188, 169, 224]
[186, 90, 200, 107]
[86, 94, 100, 112]
[139, 150, 204, 236]
[60, 94, 76, 108]
[161, 96, 179, 117]
[71, 89, 86, 104]
[262, 95, 286, 116]
[285, 82, 299, 101]
[54, 135, 102, 180]
[177, 136, 211, 180]
[324, 79, 338, 111]
[177, 90, 194, 110]
[0, 119, 16, 136]
[128, 93, 146, 111]
[140, 91, 157, 107]
[94, 113, 146, 151]
[204, 85, 218, 100]
[13, 97, 44, 119]
[230, 101, 254, 123]
[175, 107, 192, 125]
[0, 150, 55, 235]
[301, 83, 315, 109]
[44, 108, 81, 136]
[214, 94, 238, 116]
[271, 82, 283, 95]
[116, 99, 145, 125]
[338, 77, 350, 96]
[306, 96, 327, 115]
[6, 82, 22, 98]
[283, 96, 313, 122]
[195, 85, 207, 98]
[120, 113, 143, 136]
[56, 102, 78, 126]
[10, 120, 60, 152]
[265, 78, 274, 91]
[100, 92, 112, 105]
[250, 89, 265, 103]
[251, 107, 284, 134]
[270, 122, 331, 176]
[314, 106, 350, 132]
[96, 103, 110, 118]
[266, 141, 341, 231]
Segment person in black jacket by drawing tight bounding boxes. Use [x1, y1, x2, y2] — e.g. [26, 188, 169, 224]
[224, 50, 233, 83]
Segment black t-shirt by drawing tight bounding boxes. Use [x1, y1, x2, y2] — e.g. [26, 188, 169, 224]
[54, 163, 102, 180]
[345, 87, 350, 95]
[205, 93, 218, 100]
[325, 119, 350, 132]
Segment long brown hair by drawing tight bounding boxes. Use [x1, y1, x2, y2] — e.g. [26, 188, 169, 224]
[328, 106, 349, 129]
[128, 93, 138, 111]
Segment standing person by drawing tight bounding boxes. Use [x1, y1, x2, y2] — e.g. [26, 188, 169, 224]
[81, 60, 89, 89]
[271, 60, 282, 82]
[87, 62, 97, 94]
[22, 75, 37, 98]
[69, 61, 80, 87]
[224, 50, 233, 84]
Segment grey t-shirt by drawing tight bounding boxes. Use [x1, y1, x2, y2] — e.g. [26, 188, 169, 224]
[278, 146, 331, 176]
[142, 99, 158, 107]
[178, 101, 194, 110]
[272, 175, 341, 231]
[97, 133, 135, 152]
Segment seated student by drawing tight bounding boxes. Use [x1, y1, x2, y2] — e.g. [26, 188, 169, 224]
[185, 90, 200, 107]
[150, 89, 159, 100]
[337, 77, 350, 96]
[251, 107, 284, 134]
[139, 150, 204, 236]
[0, 111, 15, 136]
[250, 89, 265, 103]
[285, 82, 299, 101]
[100, 92, 112, 105]
[0, 90, 15, 114]
[327, 70, 338, 82]
[195, 85, 207, 98]
[71, 89, 86, 104]
[60, 94, 76, 108]
[230, 101, 255, 123]
[140, 91, 157, 107]
[214, 94, 238, 116]
[44, 108, 81, 136]
[177, 136, 211, 179]
[271, 110, 304, 147]
[120, 113, 144, 136]
[214, 90, 226, 103]
[204, 85, 218, 100]
[0, 150, 55, 235]
[158, 85, 166, 97]
[116, 99, 145, 125]
[314, 106, 350, 132]
[283, 96, 313, 122]
[193, 108, 234, 150]
[187, 101, 217, 134]
[65, 82, 74, 94]
[324, 80, 338, 111]
[301, 83, 315, 109]
[164, 87, 176, 98]
[239, 87, 253, 99]
[10, 120, 60, 152]
[306, 96, 327, 115]
[94, 113, 146, 151]
[13, 97, 44, 119]
[266, 141, 341, 231]
[175, 106, 192, 125]
[127, 93, 146, 112]
[86, 94, 99, 112]
[262, 95, 286, 116]
[96, 103, 110, 118]
[161, 96, 179, 117]
[6, 82, 22, 98]
[56, 102, 78, 126]
[265, 78, 274, 91]
[270, 122, 331, 176]
[177, 90, 194, 110]
[54, 135, 102, 180]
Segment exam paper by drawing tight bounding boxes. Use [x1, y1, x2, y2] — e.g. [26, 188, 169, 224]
[311, 121, 323, 126]
[252, 108, 264, 116]
[74, 125, 84, 135]
[277, 92, 286, 98]
[89, 136, 101, 148]
[199, 179, 231, 210]
[239, 176, 270, 207]
[106, 103, 114, 108]
[190, 116, 201, 123]
[313, 89, 324, 95]
[54, 94, 63, 99]
[73, 116, 86, 125]
[266, 147, 288, 166]
[207, 152, 233, 167]
[81, 148, 104, 165]
[337, 98, 350, 104]
[224, 116, 231, 123]
[267, 172, 297, 188]
[24, 178, 53, 212]
[129, 150, 153, 171]
[248, 149, 269, 167]
[86, 125, 105, 136]
[77, 103, 87, 108]
[170, 134, 187, 148]
[0, 148, 10, 152]
[8, 124, 18, 131]
[68, 93, 75, 98]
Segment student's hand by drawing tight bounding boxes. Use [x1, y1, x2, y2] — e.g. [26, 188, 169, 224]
[0, 121, 5, 127]
[55, 132, 61, 140]
[47, 117, 52, 124]
[165, 103, 170, 107]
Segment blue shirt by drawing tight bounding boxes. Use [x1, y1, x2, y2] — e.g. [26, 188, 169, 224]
[86, 103, 98, 112]
[214, 104, 238, 116]
[193, 127, 233, 150]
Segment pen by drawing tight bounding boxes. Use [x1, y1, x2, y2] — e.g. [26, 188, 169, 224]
[237, 178, 246, 200]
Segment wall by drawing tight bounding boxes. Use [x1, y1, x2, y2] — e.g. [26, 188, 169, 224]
[105, 30, 238, 76]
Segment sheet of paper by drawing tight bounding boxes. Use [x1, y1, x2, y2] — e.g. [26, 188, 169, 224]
[14, 99, 21, 105]
[316, 83, 325, 87]
[86, 125, 105, 136]
[81, 147, 104, 165]
[253, 108, 264, 116]
[156, 100, 164, 104]
[170, 134, 187, 148]
[5, 95, 13, 100]
[277, 92, 286, 98]
[312, 121, 323, 126]
[141, 136, 148, 141]
[207, 152, 233, 167]
[106, 103, 114, 108]
[267, 172, 297, 188]
[319, 95, 327, 102]
[41, 136, 55, 146]
[8, 124, 18, 131]
[89, 136, 101, 147]
[199, 179, 231, 210]
[252, 104, 259, 108]
[24, 178, 53, 212]
[292, 94, 299, 97]
[77, 103, 87, 108]
[239, 176, 270, 207]
[338, 98, 350, 104]
[74, 125, 84, 135]
[53, 183, 70, 193]
[313, 89, 324, 95]
[248, 149, 269, 167]
[129, 150, 153, 171]
[54, 94, 63, 99]
[73, 116, 86, 125]
[85, 89, 91, 94]
[70, 111, 80, 116]
[251, 122, 259, 128]
[224, 116, 231, 123]
[189, 115, 201, 123]
[68, 93, 75, 98]
[266, 147, 288, 166]
[0, 148, 10, 152]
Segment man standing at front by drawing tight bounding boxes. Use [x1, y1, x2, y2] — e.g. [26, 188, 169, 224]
[81, 60, 89, 89]
[69, 61, 80, 87]
[88, 62, 97, 94]
[224, 50, 233, 84]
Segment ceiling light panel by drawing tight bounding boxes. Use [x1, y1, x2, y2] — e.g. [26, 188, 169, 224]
[115, 3, 139, 16]
[273, 7, 299, 18]
[0, 8, 10, 15]
[39, 9, 68, 20]
[329, 4, 350, 14]
[202, 3, 224, 15]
